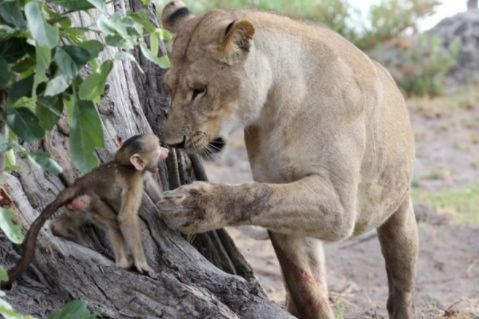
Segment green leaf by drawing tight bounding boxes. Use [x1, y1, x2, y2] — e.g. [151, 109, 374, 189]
[79, 74, 104, 101]
[97, 14, 118, 35]
[0, 134, 11, 152]
[0, 297, 34, 319]
[0, 38, 33, 64]
[8, 75, 34, 103]
[28, 152, 63, 174]
[12, 96, 36, 112]
[33, 45, 52, 97]
[150, 33, 159, 57]
[62, 27, 89, 44]
[54, 47, 79, 80]
[0, 57, 12, 89]
[11, 56, 35, 74]
[128, 11, 156, 33]
[53, 46, 90, 85]
[35, 46, 52, 80]
[114, 51, 144, 73]
[157, 55, 170, 68]
[0, 266, 7, 284]
[78, 60, 113, 101]
[157, 28, 172, 42]
[0, 1, 27, 29]
[45, 74, 70, 96]
[57, 17, 72, 28]
[4, 149, 17, 172]
[105, 34, 125, 47]
[63, 94, 74, 120]
[6, 107, 45, 142]
[48, 300, 95, 319]
[69, 100, 103, 173]
[63, 45, 90, 67]
[0, 207, 24, 244]
[0, 24, 17, 41]
[47, 0, 94, 11]
[97, 14, 137, 49]
[78, 40, 103, 60]
[86, 0, 106, 13]
[25, 1, 59, 49]
[36, 96, 63, 130]
[140, 44, 170, 68]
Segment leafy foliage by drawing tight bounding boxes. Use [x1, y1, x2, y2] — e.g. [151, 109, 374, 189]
[0, 2, 170, 316]
[69, 99, 105, 172]
[0, 293, 95, 319]
[0, 0, 171, 174]
[0, 291, 35, 319]
[188, 0, 458, 97]
[357, 0, 438, 49]
[28, 151, 63, 175]
[186, 0, 438, 50]
[0, 207, 24, 244]
[6, 107, 45, 142]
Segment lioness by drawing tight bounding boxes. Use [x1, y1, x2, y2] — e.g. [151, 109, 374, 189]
[158, 2, 417, 319]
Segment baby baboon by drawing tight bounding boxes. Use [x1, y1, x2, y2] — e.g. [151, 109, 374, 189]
[2, 133, 169, 288]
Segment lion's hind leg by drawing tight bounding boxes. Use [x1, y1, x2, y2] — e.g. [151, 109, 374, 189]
[377, 195, 418, 319]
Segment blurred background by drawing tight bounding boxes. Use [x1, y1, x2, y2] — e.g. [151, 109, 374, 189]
[182, 1, 479, 318]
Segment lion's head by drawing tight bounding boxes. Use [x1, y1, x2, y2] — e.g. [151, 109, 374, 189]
[161, 1, 266, 157]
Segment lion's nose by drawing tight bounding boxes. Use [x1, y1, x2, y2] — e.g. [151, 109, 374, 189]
[167, 135, 186, 148]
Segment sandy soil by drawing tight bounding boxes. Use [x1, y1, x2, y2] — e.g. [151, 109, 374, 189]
[203, 98, 479, 318]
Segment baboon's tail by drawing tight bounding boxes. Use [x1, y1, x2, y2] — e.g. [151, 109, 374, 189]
[2, 187, 80, 289]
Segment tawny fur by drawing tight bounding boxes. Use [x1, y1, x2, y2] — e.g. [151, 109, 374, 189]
[2, 134, 168, 289]
[159, 2, 417, 319]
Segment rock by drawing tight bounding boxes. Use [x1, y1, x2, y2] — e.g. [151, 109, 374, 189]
[370, 10, 479, 89]
[426, 9, 479, 84]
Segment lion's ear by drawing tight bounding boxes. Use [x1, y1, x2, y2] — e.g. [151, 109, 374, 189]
[161, 1, 195, 33]
[219, 20, 255, 64]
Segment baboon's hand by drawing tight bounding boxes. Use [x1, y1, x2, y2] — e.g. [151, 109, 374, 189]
[157, 181, 229, 233]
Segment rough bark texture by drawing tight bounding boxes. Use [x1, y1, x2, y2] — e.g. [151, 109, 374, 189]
[0, 2, 293, 318]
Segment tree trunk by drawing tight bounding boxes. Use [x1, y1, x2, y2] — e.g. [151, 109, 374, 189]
[468, 0, 478, 10]
[0, 1, 292, 318]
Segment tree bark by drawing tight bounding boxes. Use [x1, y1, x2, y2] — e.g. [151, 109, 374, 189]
[0, 1, 292, 318]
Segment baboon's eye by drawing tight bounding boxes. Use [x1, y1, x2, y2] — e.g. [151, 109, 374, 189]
[191, 86, 206, 101]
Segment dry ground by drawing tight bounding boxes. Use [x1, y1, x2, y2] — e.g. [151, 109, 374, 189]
[203, 93, 479, 318]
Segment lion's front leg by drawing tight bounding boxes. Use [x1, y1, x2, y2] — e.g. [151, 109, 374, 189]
[157, 181, 273, 233]
[270, 232, 335, 319]
[157, 175, 356, 241]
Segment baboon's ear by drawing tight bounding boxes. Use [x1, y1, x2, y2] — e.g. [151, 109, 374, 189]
[219, 20, 255, 65]
[130, 154, 146, 171]
[161, 1, 195, 33]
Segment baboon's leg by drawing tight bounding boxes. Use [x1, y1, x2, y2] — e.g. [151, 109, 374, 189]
[118, 186, 153, 274]
[90, 198, 131, 268]
[50, 211, 89, 239]
[377, 195, 418, 319]
[269, 232, 334, 319]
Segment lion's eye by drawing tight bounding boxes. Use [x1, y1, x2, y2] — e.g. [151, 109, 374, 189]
[191, 86, 206, 101]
